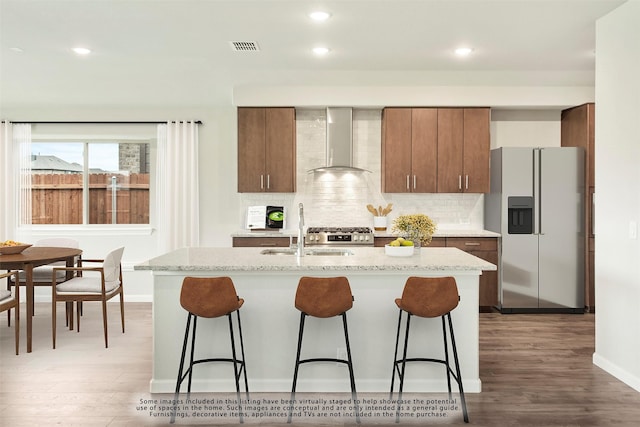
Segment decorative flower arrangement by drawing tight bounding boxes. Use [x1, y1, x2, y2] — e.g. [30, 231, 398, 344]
[391, 214, 437, 246]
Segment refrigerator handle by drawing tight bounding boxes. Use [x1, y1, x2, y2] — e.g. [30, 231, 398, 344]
[538, 148, 544, 235]
[533, 148, 542, 235]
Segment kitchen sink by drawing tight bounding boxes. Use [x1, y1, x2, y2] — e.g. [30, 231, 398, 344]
[260, 248, 354, 256]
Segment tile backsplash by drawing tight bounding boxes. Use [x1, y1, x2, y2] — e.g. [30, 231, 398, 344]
[240, 108, 484, 231]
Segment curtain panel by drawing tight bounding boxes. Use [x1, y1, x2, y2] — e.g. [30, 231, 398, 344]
[156, 121, 200, 252]
[0, 122, 31, 239]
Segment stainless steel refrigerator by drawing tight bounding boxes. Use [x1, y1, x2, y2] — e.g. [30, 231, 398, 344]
[485, 147, 585, 313]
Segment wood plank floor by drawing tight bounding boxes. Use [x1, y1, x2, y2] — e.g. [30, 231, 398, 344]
[1, 303, 640, 426]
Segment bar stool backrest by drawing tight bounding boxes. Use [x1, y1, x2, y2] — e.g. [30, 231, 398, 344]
[295, 276, 353, 318]
[180, 276, 243, 318]
[396, 276, 459, 318]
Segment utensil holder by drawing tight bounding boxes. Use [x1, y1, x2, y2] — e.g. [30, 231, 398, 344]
[373, 216, 387, 231]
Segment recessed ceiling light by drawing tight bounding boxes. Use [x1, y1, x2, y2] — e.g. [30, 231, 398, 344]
[309, 11, 331, 21]
[455, 47, 473, 57]
[72, 47, 91, 55]
[312, 47, 330, 56]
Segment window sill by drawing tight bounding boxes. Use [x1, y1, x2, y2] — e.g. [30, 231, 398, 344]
[18, 224, 155, 236]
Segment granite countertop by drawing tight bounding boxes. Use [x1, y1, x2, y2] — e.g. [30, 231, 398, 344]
[135, 246, 496, 272]
[231, 229, 501, 238]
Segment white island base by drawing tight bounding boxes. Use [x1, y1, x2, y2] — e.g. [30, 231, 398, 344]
[137, 247, 495, 395]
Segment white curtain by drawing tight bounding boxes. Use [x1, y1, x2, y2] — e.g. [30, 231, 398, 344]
[0, 122, 31, 239]
[156, 121, 200, 252]
[17, 124, 32, 226]
[0, 121, 12, 239]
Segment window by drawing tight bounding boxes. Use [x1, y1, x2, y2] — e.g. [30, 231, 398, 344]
[27, 140, 151, 225]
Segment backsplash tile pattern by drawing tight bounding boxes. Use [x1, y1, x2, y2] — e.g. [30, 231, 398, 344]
[240, 108, 484, 231]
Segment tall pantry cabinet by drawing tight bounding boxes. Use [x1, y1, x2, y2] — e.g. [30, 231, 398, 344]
[561, 102, 595, 311]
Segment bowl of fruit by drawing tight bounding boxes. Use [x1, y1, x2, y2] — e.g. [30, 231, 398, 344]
[0, 240, 32, 255]
[384, 237, 415, 257]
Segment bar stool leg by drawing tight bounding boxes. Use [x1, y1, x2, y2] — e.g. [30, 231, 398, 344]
[447, 313, 468, 423]
[389, 309, 403, 397]
[171, 313, 193, 424]
[395, 312, 412, 423]
[287, 312, 306, 424]
[227, 312, 244, 424]
[441, 316, 453, 394]
[236, 310, 250, 396]
[187, 316, 198, 393]
[341, 313, 361, 424]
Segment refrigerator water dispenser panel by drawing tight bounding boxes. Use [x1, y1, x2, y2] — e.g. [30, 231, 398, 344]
[508, 196, 533, 234]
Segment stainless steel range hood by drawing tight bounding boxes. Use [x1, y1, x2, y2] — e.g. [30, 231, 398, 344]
[308, 107, 369, 173]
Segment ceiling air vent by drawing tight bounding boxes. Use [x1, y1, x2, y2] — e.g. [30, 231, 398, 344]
[230, 41, 260, 52]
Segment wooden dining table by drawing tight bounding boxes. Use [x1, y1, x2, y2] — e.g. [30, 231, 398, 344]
[0, 246, 83, 352]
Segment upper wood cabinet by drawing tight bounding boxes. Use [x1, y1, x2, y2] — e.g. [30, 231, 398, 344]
[237, 107, 296, 193]
[382, 108, 437, 192]
[437, 108, 490, 193]
[382, 107, 490, 193]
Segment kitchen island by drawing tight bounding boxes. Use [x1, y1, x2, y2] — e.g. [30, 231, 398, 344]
[135, 246, 495, 394]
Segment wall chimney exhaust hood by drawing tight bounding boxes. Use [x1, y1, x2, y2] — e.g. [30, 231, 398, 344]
[308, 107, 369, 173]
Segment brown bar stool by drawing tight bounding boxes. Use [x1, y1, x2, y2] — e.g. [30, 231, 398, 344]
[389, 276, 468, 423]
[288, 276, 360, 424]
[171, 277, 248, 424]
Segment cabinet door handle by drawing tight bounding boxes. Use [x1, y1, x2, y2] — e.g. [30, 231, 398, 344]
[406, 175, 410, 190]
[465, 175, 469, 190]
[413, 175, 417, 189]
[464, 242, 481, 246]
[458, 175, 462, 190]
[260, 175, 264, 190]
[267, 174, 270, 189]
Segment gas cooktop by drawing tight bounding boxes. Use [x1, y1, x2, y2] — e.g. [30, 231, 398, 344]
[305, 227, 374, 246]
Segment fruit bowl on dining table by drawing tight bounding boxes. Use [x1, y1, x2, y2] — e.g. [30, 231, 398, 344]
[384, 237, 415, 257]
[0, 240, 32, 254]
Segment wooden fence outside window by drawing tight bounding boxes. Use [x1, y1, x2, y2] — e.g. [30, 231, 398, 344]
[29, 173, 150, 224]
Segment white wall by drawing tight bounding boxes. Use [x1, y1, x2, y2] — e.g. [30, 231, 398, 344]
[593, 1, 640, 392]
[490, 109, 562, 149]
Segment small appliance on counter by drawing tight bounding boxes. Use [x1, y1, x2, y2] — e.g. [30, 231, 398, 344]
[246, 206, 285, 230]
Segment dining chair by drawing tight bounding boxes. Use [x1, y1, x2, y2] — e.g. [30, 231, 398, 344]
[6, 238, 81, 325]
[51, 246, 125, 349]
[0, 271, 20, 355]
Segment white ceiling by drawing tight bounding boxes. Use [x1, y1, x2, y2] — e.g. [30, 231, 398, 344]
[0, 0, 626, 109]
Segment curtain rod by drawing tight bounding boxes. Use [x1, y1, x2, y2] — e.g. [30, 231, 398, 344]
[7, 120, 203, 125]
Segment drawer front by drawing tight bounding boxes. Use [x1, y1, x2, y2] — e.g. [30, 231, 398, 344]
[427, 237, 446, 247]
[446, 237, 497, 252]
[232, 237, 292, 247]
[374, 236, 446, 247]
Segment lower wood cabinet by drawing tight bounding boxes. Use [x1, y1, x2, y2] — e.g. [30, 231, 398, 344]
[445, 238, 498, 308]
[374, 236, 498, 308]
[232, 237, 295, 248]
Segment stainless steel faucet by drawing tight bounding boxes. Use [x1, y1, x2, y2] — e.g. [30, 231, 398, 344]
[297, 203, 305, 257]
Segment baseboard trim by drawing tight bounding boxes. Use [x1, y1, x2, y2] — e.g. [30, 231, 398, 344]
[593, 352, 640, 392]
